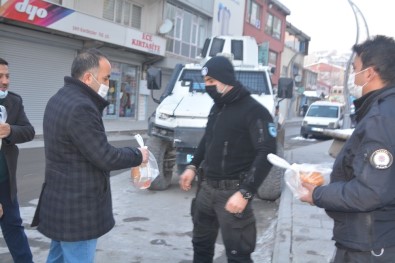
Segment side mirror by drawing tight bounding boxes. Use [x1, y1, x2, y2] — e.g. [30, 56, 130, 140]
[147, 67, 162, 90]
[277, 77, 293, 99]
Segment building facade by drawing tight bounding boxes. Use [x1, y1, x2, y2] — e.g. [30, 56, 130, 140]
[281, 21, 311, 118]
[243, 0, 290, 85]
[0, 0, 171, 122]
[1, 0, 312, 122]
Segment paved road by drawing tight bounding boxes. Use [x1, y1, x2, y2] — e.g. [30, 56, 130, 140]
[0, 118, 329, 262]
[0, 140, 279, 263]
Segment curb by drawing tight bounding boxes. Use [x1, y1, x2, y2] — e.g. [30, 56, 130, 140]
[272, 185, 292, 263]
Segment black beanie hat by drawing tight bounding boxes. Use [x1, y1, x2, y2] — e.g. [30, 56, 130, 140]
[201, 56, 237, 86]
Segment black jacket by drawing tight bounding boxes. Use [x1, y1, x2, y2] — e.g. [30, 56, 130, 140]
[191, 82, 276, 193]
[37, 77, 142, 241]
[314, 86, 395, 251]
[1, 91, 35, 201]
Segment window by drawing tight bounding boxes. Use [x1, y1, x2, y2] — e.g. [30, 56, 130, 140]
[181, 69, 270, 95]
[231, 40, 243, 60]
[179, 69, 205, 92]
[209, 38, 225, 57]
[236, 71, 270, 95]
[246, 0, 261, 29]
[201, 37, 243, 60]
[164, 2, 210, 59]
[265, 14, 282, 40]
[105, 62, 139, 119]
[285, 32, 309, 55]
[103, 0, 142, 29]
[307, 106, 339, 118]
[268, 50, 277, 68]
[131, 4, 142, 28]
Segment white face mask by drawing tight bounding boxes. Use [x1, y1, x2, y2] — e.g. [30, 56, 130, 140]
[349, 67, 371, 99]
[0, 90, 8, 99]
[91, 74, 109, 98]
[350, 84, 365, 99]
[97, 84, 109, 98]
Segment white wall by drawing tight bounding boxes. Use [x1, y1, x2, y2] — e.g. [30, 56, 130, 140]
[212, 0, 245, 36]
[71, 0, 164, 36]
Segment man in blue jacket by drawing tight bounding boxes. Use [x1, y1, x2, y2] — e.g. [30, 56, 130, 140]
[33, 49, 148, 263]
[301, 35, 395, 262]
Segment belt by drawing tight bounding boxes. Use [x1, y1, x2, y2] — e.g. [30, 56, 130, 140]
[205, 178, 240, 190]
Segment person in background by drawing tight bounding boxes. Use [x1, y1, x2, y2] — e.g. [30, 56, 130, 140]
[0, 58, 35, 263]
[300, 35, 395, 262]
[302, 102, 309, 116]
[32, 49, 148, 263]
[120, 83, 130, 117]
[179, 55, 277, 263]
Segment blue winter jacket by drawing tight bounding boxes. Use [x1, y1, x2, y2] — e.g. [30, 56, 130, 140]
[314, 86, 395, 251]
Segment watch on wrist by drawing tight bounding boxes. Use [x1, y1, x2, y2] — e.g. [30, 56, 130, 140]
[239, 189, 253, 200]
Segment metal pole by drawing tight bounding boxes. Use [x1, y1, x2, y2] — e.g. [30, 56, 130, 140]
[286, 53, 299, 119]
[342, 0, 370, 128]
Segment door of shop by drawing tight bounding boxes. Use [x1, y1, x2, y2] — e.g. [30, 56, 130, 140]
[104, 62, 139, 119]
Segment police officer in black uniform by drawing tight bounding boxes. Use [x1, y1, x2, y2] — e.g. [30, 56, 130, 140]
[301, 35, 395, 263]
[180, 55, 277, 263]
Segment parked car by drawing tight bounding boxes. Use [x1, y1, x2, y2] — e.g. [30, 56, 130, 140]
[300, 101, 344, 139]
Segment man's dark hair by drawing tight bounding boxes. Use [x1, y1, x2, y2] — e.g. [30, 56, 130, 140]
[71, 48, 108, 79]
[352, 35, 395, 86]
[0, 58, 9, 66]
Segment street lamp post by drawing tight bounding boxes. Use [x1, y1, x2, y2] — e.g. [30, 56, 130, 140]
[286, 52, 300, 119]
[342, 0, 370, 128]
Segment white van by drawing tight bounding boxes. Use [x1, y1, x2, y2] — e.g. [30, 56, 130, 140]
[300, 101, 344, 138]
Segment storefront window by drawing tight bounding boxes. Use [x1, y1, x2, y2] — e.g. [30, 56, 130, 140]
[106, 79, 118, 116]
[103, 62, 139, 119]
[120, 65, 138, 118]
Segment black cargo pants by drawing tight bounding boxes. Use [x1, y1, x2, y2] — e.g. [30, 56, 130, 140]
[191, 181, 256, 263]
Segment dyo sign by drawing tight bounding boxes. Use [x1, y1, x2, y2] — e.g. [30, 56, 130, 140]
[15, 0, 48, 21]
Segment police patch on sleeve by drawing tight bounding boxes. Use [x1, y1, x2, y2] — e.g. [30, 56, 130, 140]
[268, 123, 277, 137]
[369, 149, 393, 169]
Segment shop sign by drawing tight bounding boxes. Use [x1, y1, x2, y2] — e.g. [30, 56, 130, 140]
[0, 0, 166, 56]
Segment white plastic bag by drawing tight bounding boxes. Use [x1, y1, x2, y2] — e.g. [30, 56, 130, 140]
[0, 106, 7, 148]
[130, 134, 159, 189]
[284, 163, 332, 199]
[266, 154, 332, 199]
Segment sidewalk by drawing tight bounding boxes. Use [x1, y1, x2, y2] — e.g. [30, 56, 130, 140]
[272, 139, 336, 263]
[8, 118, 277, 262]
[15, 117, 338, 262]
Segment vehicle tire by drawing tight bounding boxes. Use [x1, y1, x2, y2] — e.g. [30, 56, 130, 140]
[301, 133, 308, 139]
[146, 136, 176, 190]
[256, 128, 285, 201]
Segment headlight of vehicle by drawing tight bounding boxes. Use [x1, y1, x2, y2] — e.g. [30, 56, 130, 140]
[328, 122, 336, 129]
[158, 113, 170, 120]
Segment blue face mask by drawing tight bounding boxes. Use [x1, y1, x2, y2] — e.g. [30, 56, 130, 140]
[0, 90, 8, 99]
